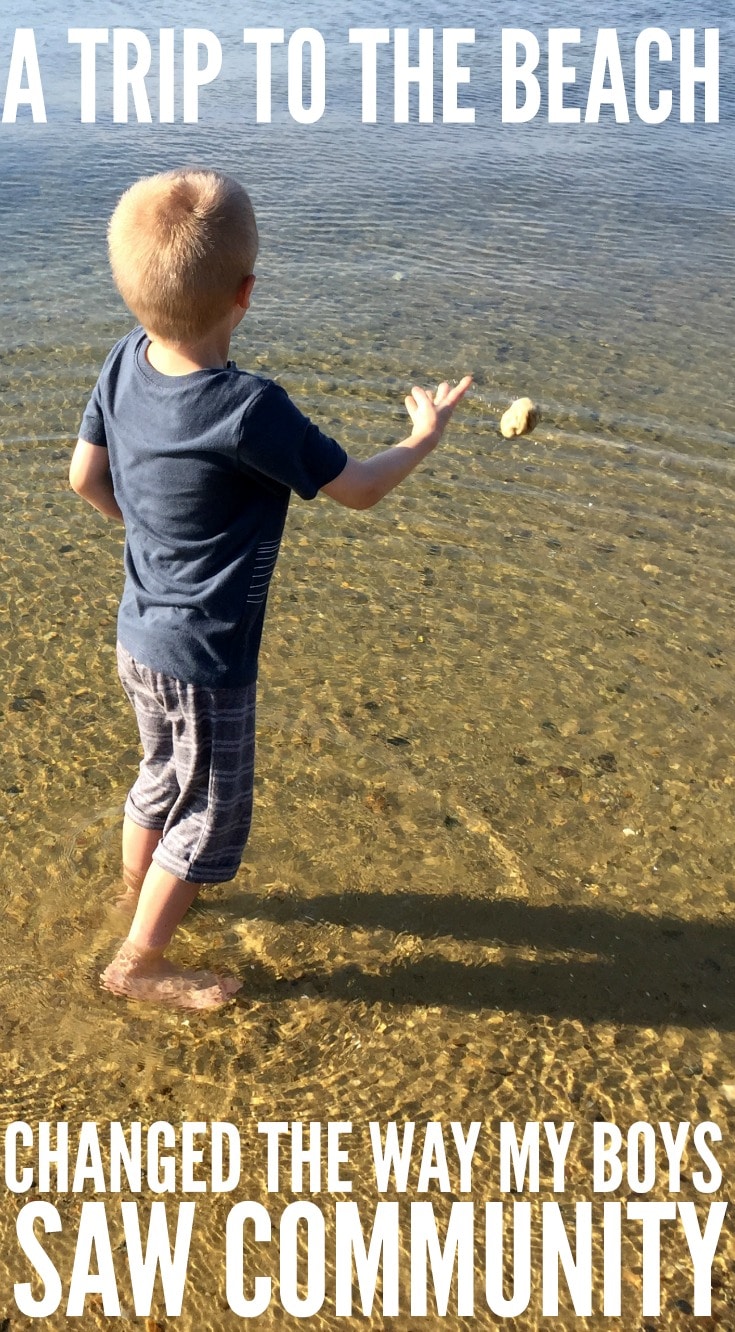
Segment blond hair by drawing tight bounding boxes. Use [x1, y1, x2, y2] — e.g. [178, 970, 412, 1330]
[108, 169, 258, 342]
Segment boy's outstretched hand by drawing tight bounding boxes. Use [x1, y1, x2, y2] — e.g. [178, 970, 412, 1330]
[321, 374, 473, 511]
[405, 376, 473, 446]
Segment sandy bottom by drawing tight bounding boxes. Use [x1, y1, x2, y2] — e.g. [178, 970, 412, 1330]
[1, 316, 734, 1326]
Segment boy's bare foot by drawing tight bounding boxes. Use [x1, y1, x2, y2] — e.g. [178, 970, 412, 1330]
[100, 943, 241, 1010]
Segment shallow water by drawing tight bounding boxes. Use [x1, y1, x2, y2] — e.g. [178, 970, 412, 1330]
[1, 1, 735, 1326]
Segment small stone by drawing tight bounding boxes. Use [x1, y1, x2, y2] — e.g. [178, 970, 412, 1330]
[595, 752, 617, 772]
[500, 397, 540, 438]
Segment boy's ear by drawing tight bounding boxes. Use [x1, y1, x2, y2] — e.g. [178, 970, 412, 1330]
[235, 274, 256, 310]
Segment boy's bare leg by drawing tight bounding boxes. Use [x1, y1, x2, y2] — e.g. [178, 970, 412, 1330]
[117, 815, 162, 911]
[101, 863, 242, 1009]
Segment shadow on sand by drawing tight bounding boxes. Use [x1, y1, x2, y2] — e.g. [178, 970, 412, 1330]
[217, 889, 734, 1030]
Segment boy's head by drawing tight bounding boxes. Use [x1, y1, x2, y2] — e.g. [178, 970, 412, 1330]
[108, 169, 258, 343]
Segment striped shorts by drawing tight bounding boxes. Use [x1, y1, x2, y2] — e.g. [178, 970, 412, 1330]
[117, 644, 256, 883]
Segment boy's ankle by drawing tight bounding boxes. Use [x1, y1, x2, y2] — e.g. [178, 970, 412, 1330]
[114, 938, 165, 970]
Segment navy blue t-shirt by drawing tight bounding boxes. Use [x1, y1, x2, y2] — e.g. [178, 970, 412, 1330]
[79, 327, 347, 687]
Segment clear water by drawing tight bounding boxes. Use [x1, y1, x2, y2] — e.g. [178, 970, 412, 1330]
[1, 1, 734, 1325]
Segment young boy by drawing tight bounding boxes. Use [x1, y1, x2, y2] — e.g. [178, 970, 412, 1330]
[70, 168, 471, 1010]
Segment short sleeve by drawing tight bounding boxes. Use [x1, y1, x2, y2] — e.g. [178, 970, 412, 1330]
[78, 379, 108, 448]
[238, 381, 347, 500]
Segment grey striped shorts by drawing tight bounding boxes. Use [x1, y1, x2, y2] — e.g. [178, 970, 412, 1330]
[117, 644, 256, 883]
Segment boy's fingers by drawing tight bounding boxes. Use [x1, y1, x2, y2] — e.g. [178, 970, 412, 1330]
[430, 375, 473, 408]
[446, 375, 473, 405]
[407, 377, 471, 421]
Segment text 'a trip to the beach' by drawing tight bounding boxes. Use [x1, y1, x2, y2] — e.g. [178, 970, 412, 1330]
[0, 26, 721, 126]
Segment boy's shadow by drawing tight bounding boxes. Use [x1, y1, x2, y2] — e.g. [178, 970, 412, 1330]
[220, 889, 735, 1030]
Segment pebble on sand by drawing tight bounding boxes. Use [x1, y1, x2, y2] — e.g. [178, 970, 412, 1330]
[500, 397, 540, 438]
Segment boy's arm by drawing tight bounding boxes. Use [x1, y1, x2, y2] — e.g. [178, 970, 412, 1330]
[321, 376, 472, 510]
[69, 438, 124, 522]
